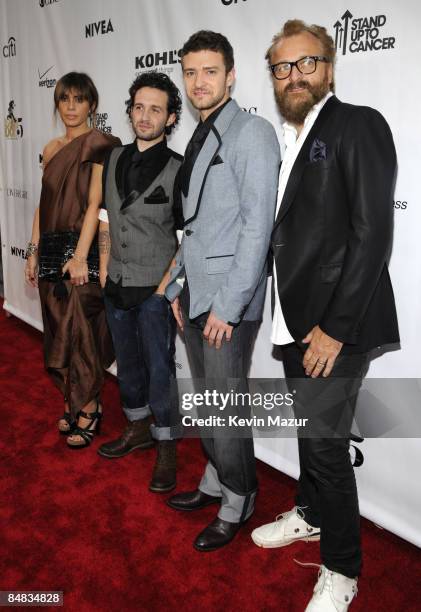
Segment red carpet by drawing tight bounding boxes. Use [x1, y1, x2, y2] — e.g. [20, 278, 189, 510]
[1, 304, 420, 611]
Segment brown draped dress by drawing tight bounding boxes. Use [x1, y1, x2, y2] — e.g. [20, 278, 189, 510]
[38, 129, 121, 418]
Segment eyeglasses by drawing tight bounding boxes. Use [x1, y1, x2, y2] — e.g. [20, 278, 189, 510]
[270, 55, 329, 80]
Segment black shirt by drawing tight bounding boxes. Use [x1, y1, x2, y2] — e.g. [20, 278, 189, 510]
[102, 139, 183, 309]
[179, 98, 231, 197]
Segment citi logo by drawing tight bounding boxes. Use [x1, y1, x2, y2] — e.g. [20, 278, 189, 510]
[85, 19, 114, 38]
[135, 49, 181, 70]
[2, 36, 16, 58]
[334, 10, 395, 55]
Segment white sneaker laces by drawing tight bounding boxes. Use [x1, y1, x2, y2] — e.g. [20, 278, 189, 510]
[275, 505, 306, 522]
[293, 561, 358, 602]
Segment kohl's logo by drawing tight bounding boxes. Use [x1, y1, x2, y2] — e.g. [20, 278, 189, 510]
[135, 49, 181, 74]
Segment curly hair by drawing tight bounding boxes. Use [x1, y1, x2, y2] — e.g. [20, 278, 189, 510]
[125, 71, 182, 134]
[266, 20, 336, 91]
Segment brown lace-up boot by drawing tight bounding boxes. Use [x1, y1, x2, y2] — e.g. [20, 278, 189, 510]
[149, 440, 177, 492]
[97, 416, 154, 458]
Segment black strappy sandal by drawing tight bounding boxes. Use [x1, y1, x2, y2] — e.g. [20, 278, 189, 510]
[58, 411, 75, 435]
[66, 403, 102, 449]
[58, 396, 75, 434]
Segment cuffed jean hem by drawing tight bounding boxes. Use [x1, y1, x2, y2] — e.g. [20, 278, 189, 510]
[199, 461, 256, 523]
[151, 422, 183, 441]
[217, 486, 256, 523]
[123, 405, 152, 422]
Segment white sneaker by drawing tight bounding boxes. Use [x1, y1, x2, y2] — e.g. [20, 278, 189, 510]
[305, 565, 358, 611]
[251, 506, 320, 548]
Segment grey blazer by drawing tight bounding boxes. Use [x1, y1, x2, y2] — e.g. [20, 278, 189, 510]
[165, 99, 280, 324]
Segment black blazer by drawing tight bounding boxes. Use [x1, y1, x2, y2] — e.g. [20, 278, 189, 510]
[272, 95, 399, 354]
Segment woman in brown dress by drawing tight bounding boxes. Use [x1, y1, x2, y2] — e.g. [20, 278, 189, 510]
[24, 72, 120, 448]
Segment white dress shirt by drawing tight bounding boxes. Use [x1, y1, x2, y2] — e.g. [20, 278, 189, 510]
[271, 92, 333, 345]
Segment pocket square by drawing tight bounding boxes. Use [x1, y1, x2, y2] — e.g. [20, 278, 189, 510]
[309, 138, 327, 162]
[148, 185, 167, 199]
[211, 155, 224, 166]
[144, 185, 169, 204]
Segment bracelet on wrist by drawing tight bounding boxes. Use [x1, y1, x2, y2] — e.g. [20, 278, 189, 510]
[26, 242, 38, 257]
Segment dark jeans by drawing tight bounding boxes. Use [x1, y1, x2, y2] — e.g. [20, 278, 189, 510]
[105, 294, 182, 440]
[282, 342, 369, 578]
[181, 301, 259, 497]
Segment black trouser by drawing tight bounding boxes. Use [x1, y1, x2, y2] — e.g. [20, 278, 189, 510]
[282, 342, 369, 578]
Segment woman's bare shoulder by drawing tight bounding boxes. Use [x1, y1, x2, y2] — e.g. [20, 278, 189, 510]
[42, 136, 67, 167]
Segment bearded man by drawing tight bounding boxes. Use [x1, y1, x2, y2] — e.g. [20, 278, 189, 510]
[251, 20, 399, 612]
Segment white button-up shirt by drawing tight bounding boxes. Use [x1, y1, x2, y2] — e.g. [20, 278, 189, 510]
[271, 92, 333, 345]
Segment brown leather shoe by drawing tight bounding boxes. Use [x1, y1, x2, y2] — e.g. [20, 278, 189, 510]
[149, 440, 177, 493]
[167, 489, 222, 511]
[194, 517, 243, 552]
[97, 417, 154, 458]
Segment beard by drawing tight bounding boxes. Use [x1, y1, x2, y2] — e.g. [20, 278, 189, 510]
[133, 122, 165, 142]
[275, 75, 330, 125]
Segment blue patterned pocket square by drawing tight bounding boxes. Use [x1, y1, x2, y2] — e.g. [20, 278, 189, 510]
[309, 138, 327, 162]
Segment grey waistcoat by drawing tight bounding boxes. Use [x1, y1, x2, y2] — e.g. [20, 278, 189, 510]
[105, 146, 181, 287]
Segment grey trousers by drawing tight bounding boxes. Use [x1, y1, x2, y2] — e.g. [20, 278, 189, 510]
[181, 302, 259, 523]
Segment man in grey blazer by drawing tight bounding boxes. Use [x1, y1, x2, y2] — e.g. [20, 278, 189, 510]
[165, 30, 280, 551]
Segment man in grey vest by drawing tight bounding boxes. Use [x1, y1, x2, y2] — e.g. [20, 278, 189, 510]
[97, 72, 183, 493]
[165, 31, 280, 551]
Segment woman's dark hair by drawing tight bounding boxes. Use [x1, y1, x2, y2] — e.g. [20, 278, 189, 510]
[54, 72, 99, 114]
[180, 30, 234, 73]
[125, 71, 182, 135]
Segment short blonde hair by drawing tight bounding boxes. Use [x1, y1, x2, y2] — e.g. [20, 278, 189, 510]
[266, 20, 336, 90]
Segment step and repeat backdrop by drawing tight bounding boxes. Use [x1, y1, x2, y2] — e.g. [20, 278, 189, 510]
[1, 0, 420, 546]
